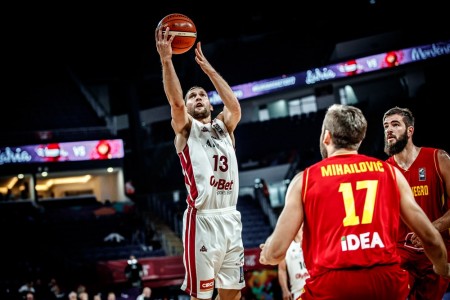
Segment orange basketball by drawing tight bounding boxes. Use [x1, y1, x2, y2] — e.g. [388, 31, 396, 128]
[157, 13, 197, 55]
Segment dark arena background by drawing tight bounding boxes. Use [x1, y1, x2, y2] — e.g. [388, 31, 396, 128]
[1, 1, 449, 299]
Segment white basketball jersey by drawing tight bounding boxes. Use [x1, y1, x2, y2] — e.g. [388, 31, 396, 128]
[178, 118, 239, 210]
[285, 240, 310, 294]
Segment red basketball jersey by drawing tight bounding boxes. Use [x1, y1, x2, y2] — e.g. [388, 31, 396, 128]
[386, 147, 449, 247]
[301, 153, 402, 278]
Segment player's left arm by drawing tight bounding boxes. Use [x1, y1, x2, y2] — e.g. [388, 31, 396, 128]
[194, 42, 241, 136]
[432, 149, 450, 233]
[412, 149, 450, 247]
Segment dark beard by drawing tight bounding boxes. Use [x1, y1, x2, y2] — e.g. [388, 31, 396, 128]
[384, 131, 408, 156]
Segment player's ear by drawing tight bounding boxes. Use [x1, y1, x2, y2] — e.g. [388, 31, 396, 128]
[407, 125, 414, 137]
[323, 130, 331, 145]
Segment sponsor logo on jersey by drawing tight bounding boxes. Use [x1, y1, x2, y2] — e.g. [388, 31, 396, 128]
[212, 122, 225, 136]
[200, 245, 207, 252]
[210, 176, 234, 190]
[200, 279, 214, 291]
[340, 231, 385, 251]
[418, 167, 426, 181]
[295, 272, 310, 280]
[201, 127, 209, 132]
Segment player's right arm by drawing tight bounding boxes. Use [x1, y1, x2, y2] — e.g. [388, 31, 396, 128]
[397, 166, 450, 278]
[260, 172, 304, 265]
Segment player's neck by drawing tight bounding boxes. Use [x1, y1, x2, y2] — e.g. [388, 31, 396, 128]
[195, 116, 212, 124]
[394, 143, 421, 170]
[330, 149, 358, 157]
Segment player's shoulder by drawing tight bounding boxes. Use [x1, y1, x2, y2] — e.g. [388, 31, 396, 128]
[421, 146, 441, 153]
[436, 148, 450, 163]
[436, 148, 450, 155]
[420, 147, 449, 158]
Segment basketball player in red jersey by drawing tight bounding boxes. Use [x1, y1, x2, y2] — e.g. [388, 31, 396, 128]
[156, 27, 244, 300]
[259, 104, 450, 299]
[383, 106, 450, 300]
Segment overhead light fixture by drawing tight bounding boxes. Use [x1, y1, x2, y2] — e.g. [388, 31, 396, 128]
[7, 177, 18, 189]
[35, 175, 92, 192]
[0, 176, 19, 194]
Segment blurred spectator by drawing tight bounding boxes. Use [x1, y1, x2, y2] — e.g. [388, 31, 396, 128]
[79, 291, 89, 300]
[130, 214, 147, 247]
[125, 180, 136, 195]
[94, 200, 116, 217]
[76, 284, 87, 296]
[18, 280, 35, 298]
[68, 291, 78, 300]
[93, 293, 102, 300]
[123, 255, 144, 298]
[106, 292, 116, 300]
[136, 287, 152, 300]
[50, 284, 65, 299]
[24, 292, 34, 300]
[48, 277, 57, 291]
[104, 232, 126, 244]
[124, 255, 144, 288]
[254, 178, 270, 200]
[32, 277, 49, 299]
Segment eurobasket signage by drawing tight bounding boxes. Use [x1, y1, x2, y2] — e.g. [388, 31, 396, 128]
[209, 39, 450, 105]
[0, 139, 124, 165]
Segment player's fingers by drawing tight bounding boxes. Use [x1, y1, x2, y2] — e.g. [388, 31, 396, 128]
[168, 33, 175, 43]
[155, 27, 162, 41]
[163, 27, 170, 39]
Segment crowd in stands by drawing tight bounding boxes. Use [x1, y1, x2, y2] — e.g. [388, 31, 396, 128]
[0, 196, 167, 299]
[13, 276, 154, 300]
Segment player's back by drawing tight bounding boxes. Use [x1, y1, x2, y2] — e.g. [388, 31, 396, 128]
[301, 153, 402, 277]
